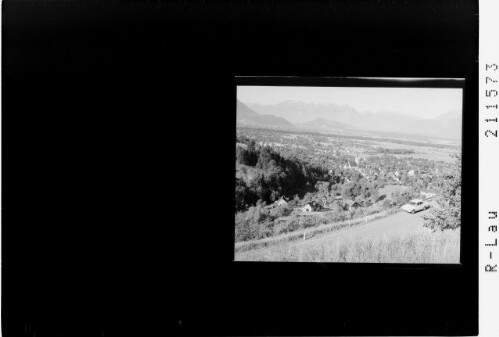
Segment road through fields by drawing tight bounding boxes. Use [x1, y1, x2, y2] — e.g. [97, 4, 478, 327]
[303, 208, 431, 244]
[235, 208, 437, 261]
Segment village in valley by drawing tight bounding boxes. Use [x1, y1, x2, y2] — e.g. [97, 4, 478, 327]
[236, 127, 452, 217]
[265, 152, 438, 215]
[234, 125, 460, 261]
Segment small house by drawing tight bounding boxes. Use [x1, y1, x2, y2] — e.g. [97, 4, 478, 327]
[343, 199, 360, 211]
[302, 204, 313, 212]
[302, 201, 320, 212]
[274, 197, 288, 207]
[343, 160, 358, 170]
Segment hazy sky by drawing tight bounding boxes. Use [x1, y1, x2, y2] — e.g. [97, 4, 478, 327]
[237, 86, 463, 119]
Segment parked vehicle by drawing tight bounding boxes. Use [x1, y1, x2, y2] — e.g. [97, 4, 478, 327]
[401, 199, 430, 214]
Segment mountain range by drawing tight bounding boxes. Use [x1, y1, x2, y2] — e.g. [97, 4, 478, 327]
[237, 99, 461, 140]
[236, 99, 293, 127]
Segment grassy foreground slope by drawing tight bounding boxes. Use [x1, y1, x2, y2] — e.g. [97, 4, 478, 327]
[235, 229, 460, 263]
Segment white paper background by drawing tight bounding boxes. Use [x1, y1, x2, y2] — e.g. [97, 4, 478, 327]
[479, 0, 499, 336]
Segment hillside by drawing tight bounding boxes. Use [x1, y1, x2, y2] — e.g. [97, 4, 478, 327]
[237, 100, 294, 127]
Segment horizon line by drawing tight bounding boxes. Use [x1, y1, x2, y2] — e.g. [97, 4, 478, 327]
[238, 99, 461, 120]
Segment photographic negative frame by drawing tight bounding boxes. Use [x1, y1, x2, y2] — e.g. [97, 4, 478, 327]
[2, 0, 479, 336]
[234, 76, 467, 266]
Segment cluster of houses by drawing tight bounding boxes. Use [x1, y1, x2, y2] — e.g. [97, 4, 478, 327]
[270, 196, 362, 213]
[301, 197, 363, 212]
[341, 156, 384, 181]
[270, 188, 438, 214]
[267, 177, 438, 215]
[337, 155, 425, 184]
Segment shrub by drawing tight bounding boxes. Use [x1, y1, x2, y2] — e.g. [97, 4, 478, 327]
[235, 212, 252, 242]
[284, 216, 302, 232]
[298, 215, 319, 229]
[353, 208, 366, 218]
[423, 154, 461, 231]
[382, 199, 392, 209]
[269, 205, 292, 218]
[324, 209, 347, 223]
[235, 204, 275, 242]
[256, 220, 274, 239]
[273, 220, 288, 236]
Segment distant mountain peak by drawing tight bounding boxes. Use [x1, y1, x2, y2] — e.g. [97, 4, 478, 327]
[237, 100, 293, 127]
